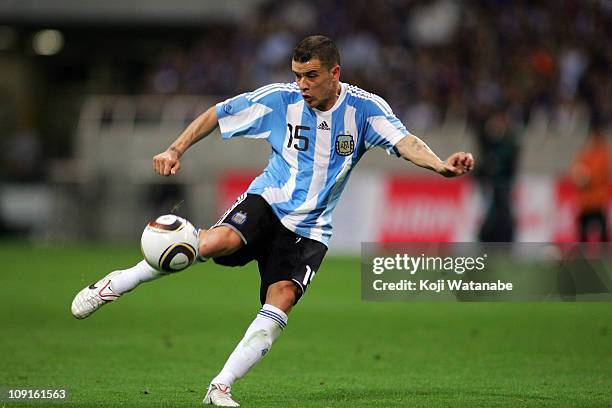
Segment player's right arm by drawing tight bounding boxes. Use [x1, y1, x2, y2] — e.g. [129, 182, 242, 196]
[153, 106, 218, 176]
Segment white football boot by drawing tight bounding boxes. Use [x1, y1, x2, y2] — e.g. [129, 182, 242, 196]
[203, 384, 240, 407]
[71, 271, 121, 319]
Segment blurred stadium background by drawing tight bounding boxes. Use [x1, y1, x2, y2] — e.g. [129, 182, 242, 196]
[0, 0, 610, 250]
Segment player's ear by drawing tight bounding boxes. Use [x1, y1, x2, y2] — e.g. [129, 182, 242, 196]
[331, 65, 340, 80]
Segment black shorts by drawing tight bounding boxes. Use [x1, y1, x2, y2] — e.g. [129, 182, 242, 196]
[212, 194, 328, 305]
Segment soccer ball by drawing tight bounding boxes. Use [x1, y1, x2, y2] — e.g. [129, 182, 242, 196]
[141, 214, 199, 273]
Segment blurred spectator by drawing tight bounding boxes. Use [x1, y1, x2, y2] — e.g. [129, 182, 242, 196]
[475, 106, 520, 242]
[558, 45, 588, 99]
[571, 125, 609, 242]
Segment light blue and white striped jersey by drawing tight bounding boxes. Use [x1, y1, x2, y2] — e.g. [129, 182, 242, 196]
[215, 82, 410, 246]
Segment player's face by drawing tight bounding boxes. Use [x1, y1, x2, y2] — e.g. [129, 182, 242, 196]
[292, 58, 340, 111]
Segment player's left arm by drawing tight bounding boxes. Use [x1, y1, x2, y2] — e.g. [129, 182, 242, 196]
[395, 134, 475, 177]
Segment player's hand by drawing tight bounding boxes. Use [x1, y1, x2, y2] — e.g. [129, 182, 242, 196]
[438, 152, 475, 177]
[152, 147, 182, 176]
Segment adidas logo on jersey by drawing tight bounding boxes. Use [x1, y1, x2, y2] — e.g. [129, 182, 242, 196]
[317, 121, 330, 131]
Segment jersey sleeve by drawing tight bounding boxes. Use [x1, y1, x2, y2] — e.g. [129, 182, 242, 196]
[363, 97, 410, 157]
[215, 85, 282, 140]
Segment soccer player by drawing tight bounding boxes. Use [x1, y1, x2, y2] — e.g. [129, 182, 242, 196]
[72, 35, 474, 406]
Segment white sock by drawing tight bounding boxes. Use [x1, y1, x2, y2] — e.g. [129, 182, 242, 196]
[210, 304, 287, 387]
[110, 260, 162, 294]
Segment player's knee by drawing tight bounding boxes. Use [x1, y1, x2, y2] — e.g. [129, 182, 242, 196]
[198, 227, 243, 258]
[266, 281, 299, 312]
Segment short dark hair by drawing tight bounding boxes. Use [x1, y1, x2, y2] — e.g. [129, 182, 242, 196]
[292, 35, 340, 69]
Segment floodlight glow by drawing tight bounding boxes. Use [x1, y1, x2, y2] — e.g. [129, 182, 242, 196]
[33, 29, 64, 56]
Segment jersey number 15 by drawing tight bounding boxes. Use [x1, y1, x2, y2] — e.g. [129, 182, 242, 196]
[286, 124, 310, 152]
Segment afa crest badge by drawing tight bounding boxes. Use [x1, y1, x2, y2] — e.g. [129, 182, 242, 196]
[335, 134, 355, 156]
[231, 211, 247, 225]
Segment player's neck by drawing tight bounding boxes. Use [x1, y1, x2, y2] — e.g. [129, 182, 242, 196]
[318, 84, 342, 111]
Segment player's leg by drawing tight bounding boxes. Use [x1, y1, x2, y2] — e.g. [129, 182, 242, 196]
[109, 225, 243, 293]
[71, 193, 259, 319]
[198, 226, 244, 259]
[72, 214, 244, 320]
[204, 225, 327, 406]
[262, 279, 300, 313]
[110, 195, 253, 295]
[110, 225, 243, 293]
[209, 280, 298, 385]
[204, 281, 297, 407]
[113, 191, 254, 296]
[71, 225, 243, 319]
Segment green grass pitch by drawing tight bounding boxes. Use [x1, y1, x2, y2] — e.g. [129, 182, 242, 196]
[1, 242, 611, 407]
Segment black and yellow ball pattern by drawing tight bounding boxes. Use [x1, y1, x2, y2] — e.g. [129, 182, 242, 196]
[158, 242, 197, 273]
